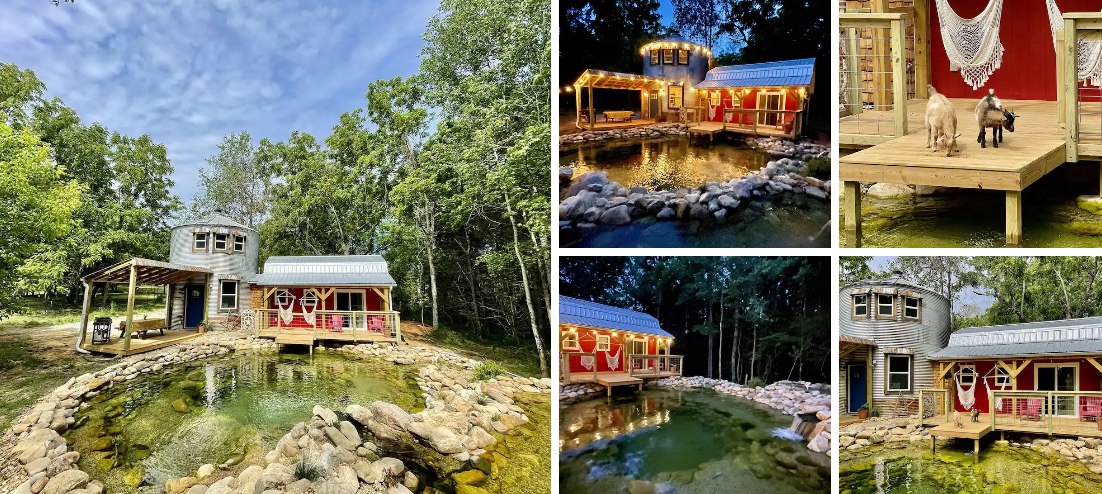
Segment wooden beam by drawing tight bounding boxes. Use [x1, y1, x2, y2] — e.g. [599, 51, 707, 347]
[914, 0, 930, 99]
[1066, 18, 1080, 163]
[123, 264, 138, 353]
[1006, 191, 1022, 246]
[77, 281, 93, 349]
[1086, 357, 1102, 375]
[588, 82, 595, 131]
[891, 17, 908, 137]
[844, 181, 862, 247]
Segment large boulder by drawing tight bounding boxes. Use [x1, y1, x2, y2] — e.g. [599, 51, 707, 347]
[598, 205, 633, 225]
[563, 171, 609, 198]
[866, 183, 913, 199]
[42, 470, 90, 494]
[346, 402, 411, 442]
[559, 191, 599, 219]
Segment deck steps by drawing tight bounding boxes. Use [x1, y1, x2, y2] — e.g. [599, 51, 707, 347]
[275, 332, 316, 347]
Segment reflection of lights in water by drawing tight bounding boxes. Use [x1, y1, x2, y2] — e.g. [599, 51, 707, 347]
[874, 457, 887, 494]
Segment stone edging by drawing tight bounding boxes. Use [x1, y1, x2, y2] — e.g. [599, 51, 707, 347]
[558, 123, 689, 147]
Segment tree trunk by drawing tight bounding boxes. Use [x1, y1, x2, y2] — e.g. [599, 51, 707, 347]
[718, 293, 724, 381]
[731, 308, 739, 383]
[707, 333, 714, 379]
[424, 219, 439, 332]
[751, 323, 758, 380]
[463, 230, 483, 338]
[506, 192, 548, 377]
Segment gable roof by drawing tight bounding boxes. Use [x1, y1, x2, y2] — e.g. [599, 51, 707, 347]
[251, 255, 395, 286]
[929, 316, 1102, 359]
[559, 295, 672, 337]
[694, 58, 816, 89]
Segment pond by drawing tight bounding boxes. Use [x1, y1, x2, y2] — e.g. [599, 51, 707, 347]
[66, 352, 423, 492]
[839, 162, 1102, 247]
[559, 388, 830, 493]
[840, 442, 1102, 494]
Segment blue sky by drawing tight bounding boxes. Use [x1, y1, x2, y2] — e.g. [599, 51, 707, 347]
[869, 257, 994, 315]
[1, 0, 438, 200]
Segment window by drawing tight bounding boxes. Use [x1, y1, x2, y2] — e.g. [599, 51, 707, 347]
[631, 339, 646, 355]
[678, 49, 688, 65]
[959, 364, 976, 386]
[757, 90, 785, 126]
[596, 334, 610, 351]
[886, 354, 912, 392]
[708, 90, 721, 106]
[213, 233, 229, 251]
[219, 280, 238, 310]
[274, 289, 294, 307]
[853, 294, 868, 317]
[650, 50, 659, 65]
[233, 235, 245, 253]
[335, 290, 366, 329]
[995, 365, 1011, 387]
[904, 297, 920, 320]
[877, 294, 895, 318]
[662, 49, 674, 65]
[668, 85, 683, 109]
[193, 233, 208, 251]
[657, 339, 669, 355]
[562, 331, 579, 350]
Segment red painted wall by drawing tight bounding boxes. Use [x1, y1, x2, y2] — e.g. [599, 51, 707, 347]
[929, 0, 1102, 100]
[264, 287, 384, 330]
[951, 359, 1102, 414]
[702, 89, 800, 127]
[560, 327, 668, 374]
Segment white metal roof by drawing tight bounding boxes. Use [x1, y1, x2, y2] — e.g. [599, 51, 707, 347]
[930, 316, 1102, 359]
[559, 295, 672, 337]
[252, 255, 395, 286]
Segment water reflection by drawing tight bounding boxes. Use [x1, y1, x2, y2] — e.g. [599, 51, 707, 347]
[562, 137, 768, 190]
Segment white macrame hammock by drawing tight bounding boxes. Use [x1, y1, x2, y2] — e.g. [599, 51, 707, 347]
[300, 290, 319, 326]
[708, 103, 718, 120]
[605, 347, 621, 370]
[935, 0, 1005, 90]
[579, 355, 595, 371]
[276, 291, 296, 324]
[1046, 0, 1102, 86]
[955, 373, 977, 411]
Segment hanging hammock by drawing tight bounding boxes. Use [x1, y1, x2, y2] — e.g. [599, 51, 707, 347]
[300, 290, 319, 326]
[955, 372, 977, 411]
[935, 0, 1006, 90]
[1046, 0, 1102, 86]
[276, 291, 296, 325]
[605, 347, 622, 371]
[579, 355, 595, 371]
[708, 103, 718, 120]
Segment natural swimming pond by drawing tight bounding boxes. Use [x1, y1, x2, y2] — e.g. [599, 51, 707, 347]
[561, 137, 768, 191]
[559, 388, 829, 493]
[839, 162, 1102, 247]
[840, 442, 1102, 494]
[66, 352, 423, 491]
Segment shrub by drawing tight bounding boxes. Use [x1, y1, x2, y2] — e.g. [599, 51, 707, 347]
[803, 157, 831, 180]
[745, 377, 765, 388]
[294, 460, 323, 481]
[472, 361, 505, 381]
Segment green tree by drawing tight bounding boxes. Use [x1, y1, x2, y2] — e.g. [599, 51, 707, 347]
[672, 0, 722, 49]
[193, 131, 272, 228]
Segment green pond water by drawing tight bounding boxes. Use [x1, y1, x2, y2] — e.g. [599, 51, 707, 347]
[838, 162, 1102, 247]
[559, 388, 829, 493]
[840, 442, 1102, 494]
[66, 351, 423, 491]
[480, 392, 551, 494]
[560, 137, 830, 248]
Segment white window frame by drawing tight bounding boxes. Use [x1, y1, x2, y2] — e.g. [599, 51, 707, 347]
[995, 365, 1011, 387]
[631, 338, 646, 355]
[219, 280, 238, 310]
[903, 296, 920, 320]
[877, 294, 895, 318]
[193, 232, 208, 251]
[756, 90, 785, 126]
[657, 339, 669, 355]
[853, 294, 868, 317]
[335, 289, 367, 329]
[213, 233, 229, 252]
[233, 235, 245, 253]
[958, 364, 976, 386]
[596, 334, 611, 351]
[668, 84, 683, 109]
[886, 354, 912, 392]
[274, 289, 294, 307]
[562, 331, 579, 350]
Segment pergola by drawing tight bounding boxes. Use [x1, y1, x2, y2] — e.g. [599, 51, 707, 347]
[77, 258, 212, 354]
[572, 69, 665, 131]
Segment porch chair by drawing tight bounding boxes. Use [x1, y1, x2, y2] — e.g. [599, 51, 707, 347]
[91, 317, 112, 345]
[367, 315, 385, 334]
[327, 314, 345, 333]
[1019, 398, 1043, 421]
[1082, 396, 1102, 422]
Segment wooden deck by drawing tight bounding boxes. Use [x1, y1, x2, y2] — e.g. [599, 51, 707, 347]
[838, 414, 864, 427]
[565, 371, 680, 396]
[81, 329, 200, 356]
[258, 328, 397, 344]
[574, 118, 657, 131]
[840, 98, 1102, 247]
[687, 120, 792, 141]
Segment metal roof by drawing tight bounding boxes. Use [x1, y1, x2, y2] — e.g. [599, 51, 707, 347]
[559, 296, 672, 337]
[842, 276, 945, 299]
[173, 212, 254, 231]
[83, 258, 212, 285]
[694, 58, 815, 89]
[930, 316, 1102, 359]
[572, 69, 665, 90]
[252, 255, 395, 286]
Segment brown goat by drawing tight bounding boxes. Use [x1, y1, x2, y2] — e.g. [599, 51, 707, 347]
[925, 85, 960, 156]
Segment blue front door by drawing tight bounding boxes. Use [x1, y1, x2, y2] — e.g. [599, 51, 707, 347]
[849, 364, 868, 413]
[184, 284, 205, 328]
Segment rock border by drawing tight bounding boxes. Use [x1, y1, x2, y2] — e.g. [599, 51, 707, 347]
[558, 123, 689, 147]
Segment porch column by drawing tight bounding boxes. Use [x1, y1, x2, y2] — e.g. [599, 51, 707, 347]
[165, 284, 174, 329]
[122, 263, 138, 353]
[866, 348, 873, 411]
[201, 274, 210, 327]
[76, 280, 93, 350]
[575, 85, 582, 127]
[588, 82, 595, 131]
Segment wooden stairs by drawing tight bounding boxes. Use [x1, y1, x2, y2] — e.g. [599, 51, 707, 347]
[275, 331, 316, 354]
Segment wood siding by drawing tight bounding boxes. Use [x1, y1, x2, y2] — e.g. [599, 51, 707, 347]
[168, 223, 260, 322]
[560, 326, 667, 374]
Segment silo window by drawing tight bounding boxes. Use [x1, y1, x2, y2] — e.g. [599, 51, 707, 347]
[877, 294, 895, 317]
[233, 235, 246, 253]
[678, 49, 689, 65]
[650, 50, 660, 65]
[219, 280, 238, 310]
[663, 49, 674, 65]
[886, 354, 912, 391]
[192, 233, 208, 251]
[853, 294, 868, 317]
[903, 297, 920, 321]
[214, 233, 229, 251]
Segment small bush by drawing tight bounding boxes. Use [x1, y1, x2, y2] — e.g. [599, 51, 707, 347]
[803, 157, 831, 180]
[294, 460, 323, 481]
[745, 377, 765, 388]
[472, 361, 505, 381]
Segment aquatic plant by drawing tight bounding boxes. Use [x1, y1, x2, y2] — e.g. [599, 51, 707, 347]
[472, 361, 505, 381]
[294, 460, 323, 481]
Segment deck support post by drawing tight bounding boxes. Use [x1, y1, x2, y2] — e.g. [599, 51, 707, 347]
[587, 83, 595, 132]
[123, 263, 138, 354]
[1065, 18, 1079, 163]
[77, 281, 93, 350]
[931, 436, 936, 454]
[1005, 191, 1022, 246]
[844, 181, 862, 247]
[890, 17, 908, 137]
[974, 438, 980, 460]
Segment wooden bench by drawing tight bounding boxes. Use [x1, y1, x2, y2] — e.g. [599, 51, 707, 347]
[119, 318, 168, 339]
[603, 111, 634, 122]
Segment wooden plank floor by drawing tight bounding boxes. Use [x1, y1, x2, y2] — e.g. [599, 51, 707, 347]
[923, 412, 1102, 438]
[258, 328, 396, 343]
[81, 329, 200, 356]
[688, 120, 791, 139]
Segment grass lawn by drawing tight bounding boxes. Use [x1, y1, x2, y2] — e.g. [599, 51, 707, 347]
[422, 323, 547, 378]
[0, 292, 166, 332]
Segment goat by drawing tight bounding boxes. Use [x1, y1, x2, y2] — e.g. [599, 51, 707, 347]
[976, 90, 1016, 148]
[925, 85, 960, 156]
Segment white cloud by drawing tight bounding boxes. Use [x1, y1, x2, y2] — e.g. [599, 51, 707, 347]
[0, 0, 438, 199]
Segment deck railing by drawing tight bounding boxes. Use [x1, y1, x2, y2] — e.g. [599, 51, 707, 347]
[720, 108, 804, 137]
[560, 351, 598, 383]
[838, 12, 909, 147]
[918, 388, 951, 423]
[252, 309, 401, 343]
[1063, 13, 1102, 163]
[990, 390, 1102, 436]
[627, 354, 684, 378]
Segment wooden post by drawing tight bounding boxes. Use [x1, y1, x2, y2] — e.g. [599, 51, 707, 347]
[1057, 29, 1066, 127]
[866, 348, 873, 413]
[123, 263, 137, 353]
[872, 0, 891, 108]
[575, 85, 582, 127]
[1005, 191, 1022, 246]
[201, 275, 210, 328]
[974, 438, 980, 459]
[891, 17, 908, 137]
[77, 281, 93, 349]
[846, 27, 862, 116]
[587, 82, 595, 131]
[1066, 18, 1080, 163]
[845, 181, 863, 247]
[165, 284, 173, 329]
[914, 0, 930, 99]
[932, 436, 936, 454]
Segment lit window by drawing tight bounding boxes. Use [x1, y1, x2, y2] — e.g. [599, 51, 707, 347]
[853, 294, 868, 316]
[562, 331, 579, 350]
[678, 49, 689, 65]
[904, 297, 920, 320]
[877, 294, 894, 317]
[193, 233, 207, 251]
[632, 339, 646, 355]
[219, 280, 238, 310]
[233, 235, 245, 253]
[650, 50, 659, 65]
[596, 334, 610, 351]
[663, 49, 674, 65]
[214, 233, 229, 251]
[668, 85, 683, 109]
[887, 354, 912, 391]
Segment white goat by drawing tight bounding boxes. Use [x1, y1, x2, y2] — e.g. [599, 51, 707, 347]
[925, 85, 960, 157]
